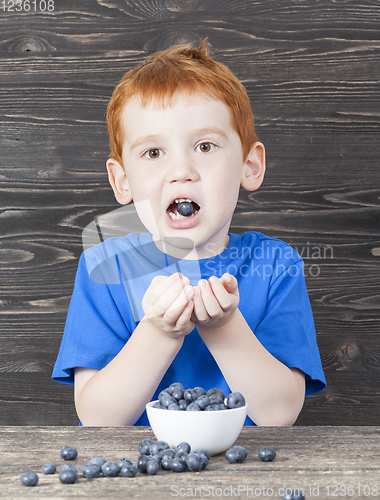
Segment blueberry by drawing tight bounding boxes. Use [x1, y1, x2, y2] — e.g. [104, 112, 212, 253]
[281, 490, 306, 500]
[258, 447, 276, 462]
[82, 463, 101, 478]
[193, 386, 206, 398]
[171, 389, 184, 401]
[139, 438, 154, 455]
[225, 445, 248, 463]
[146, 459, 160, 475]
[168, 402, 182, 411]
[195, 394, 210, 410]
[198, 453, 209, 469]
[116, 458, 133, 468]
[161, 457, 173, 470]
[175, 450, 188, 465]
[153, 401, 165, 409]
[41, 463, 56, 474]
[186, 402, 201, 411]
[178, 399, 188, 410]
[207, 387, 225, 402]
[167, 382, 184, 394]
[161, 393, 177, 408]
[90, 456, 107, 468]
[186, 453, 202, 472]
[101, 461, 120, 477]
[60, 464, 78, 473]
[193, 448, 211, 460]
[60, 446, 78, 460]
[209, 394, 224, 405]
[120, 464, 138, 478]
[148, 454, 161, 464]
[177, 201, 194, 216]
[170, 459, 187, 472]
[193, 449, 210, 469]
[149, 441, 170, 456]
[183, 389, 198, 402]
[176, 442, 191, 454]
[227, 392, 246, 409]
[59, 469, 77, 484]
[137, 454, 149, 473]
[161, 449, 175, 460]
[20, 472, 38, 486]
[158, 390, 171, 402]
[204, 403, 220, 411]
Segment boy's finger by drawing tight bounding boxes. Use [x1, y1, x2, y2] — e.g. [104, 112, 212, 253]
[208, 276, 234, 310]
[162, 284, 195, 324]
[151, 272, 184, 292]
[220, 273, 238, 294]
[198, 279, 223, 318]
[192, 286, 209, 322]
[150, 273, 188, 309]
[175, 300, 194, 330]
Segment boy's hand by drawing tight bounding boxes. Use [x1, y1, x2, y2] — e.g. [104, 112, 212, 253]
[191, 273, 239, 329]
[141, 272, 196, 338]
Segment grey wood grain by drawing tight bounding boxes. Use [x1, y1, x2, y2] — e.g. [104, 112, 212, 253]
[0, 0, 379, 425]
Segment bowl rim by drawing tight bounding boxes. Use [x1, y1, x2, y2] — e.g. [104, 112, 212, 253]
[146, 400, 247, 413]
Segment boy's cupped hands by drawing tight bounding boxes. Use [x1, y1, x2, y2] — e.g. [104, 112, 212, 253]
[141, 272, 239, 338]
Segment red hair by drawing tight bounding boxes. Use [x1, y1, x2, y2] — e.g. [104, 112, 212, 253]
[106, 39, 258, 164]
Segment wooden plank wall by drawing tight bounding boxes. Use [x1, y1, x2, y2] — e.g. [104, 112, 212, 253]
[0, 0, 379, 426]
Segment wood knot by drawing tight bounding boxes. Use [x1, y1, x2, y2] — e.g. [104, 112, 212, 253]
[336, 342, 363, 371]
[9, 36, 56, 53]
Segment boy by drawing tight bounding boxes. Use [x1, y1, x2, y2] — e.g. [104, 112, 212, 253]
[52, 40, 326, 426]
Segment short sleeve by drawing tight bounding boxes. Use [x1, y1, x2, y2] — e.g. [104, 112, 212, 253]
[51, 253, 133, 385]
[254, 259, 326, 396]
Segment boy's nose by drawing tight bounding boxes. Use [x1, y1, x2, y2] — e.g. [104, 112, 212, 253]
[166, 156, 200, 183]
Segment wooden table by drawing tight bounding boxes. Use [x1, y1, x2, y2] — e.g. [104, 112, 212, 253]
[1, 426, 379, 499]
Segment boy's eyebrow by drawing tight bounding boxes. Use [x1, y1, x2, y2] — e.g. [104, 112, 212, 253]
[130, 128, 228, 151]
[195, 127, 228, 139]
[130, 135, 160, 151]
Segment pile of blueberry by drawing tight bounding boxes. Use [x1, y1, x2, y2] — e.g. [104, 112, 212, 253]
[136, 439, 211, 473]
[19, 439, 251, 487]
[154, 383, 246, 411]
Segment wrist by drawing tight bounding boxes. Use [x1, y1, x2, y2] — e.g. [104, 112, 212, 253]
[139, 316, 186, 345]
[197, 308, 241, 336]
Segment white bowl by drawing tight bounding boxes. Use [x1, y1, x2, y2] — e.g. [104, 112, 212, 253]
[146, 401, 247, 456]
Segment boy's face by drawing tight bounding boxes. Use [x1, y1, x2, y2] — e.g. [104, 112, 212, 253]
[107, 92, 265, 259]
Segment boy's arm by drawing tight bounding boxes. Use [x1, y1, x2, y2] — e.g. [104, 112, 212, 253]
[193, 274, 305, 426]
[74, 273, 196, 426]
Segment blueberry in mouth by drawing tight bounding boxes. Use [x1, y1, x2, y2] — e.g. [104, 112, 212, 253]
[177, 201, 193, 216]
[167, 198, 200, 219]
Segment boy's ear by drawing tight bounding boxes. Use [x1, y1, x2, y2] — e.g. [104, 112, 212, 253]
[240, 142, 266, 191]
[106, 158, 133, 205]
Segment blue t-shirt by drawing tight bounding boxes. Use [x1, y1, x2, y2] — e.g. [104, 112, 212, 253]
[52, 231, 326, 425]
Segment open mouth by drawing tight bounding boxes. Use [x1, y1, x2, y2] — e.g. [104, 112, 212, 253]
[167, 198, 201, 220]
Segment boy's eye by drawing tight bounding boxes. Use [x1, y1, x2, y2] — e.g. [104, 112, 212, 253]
[196, 142, 215, 153]
[144, 148, 162, 159]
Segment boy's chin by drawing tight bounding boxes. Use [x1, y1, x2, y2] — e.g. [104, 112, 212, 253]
[153, 236, 197, 259]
